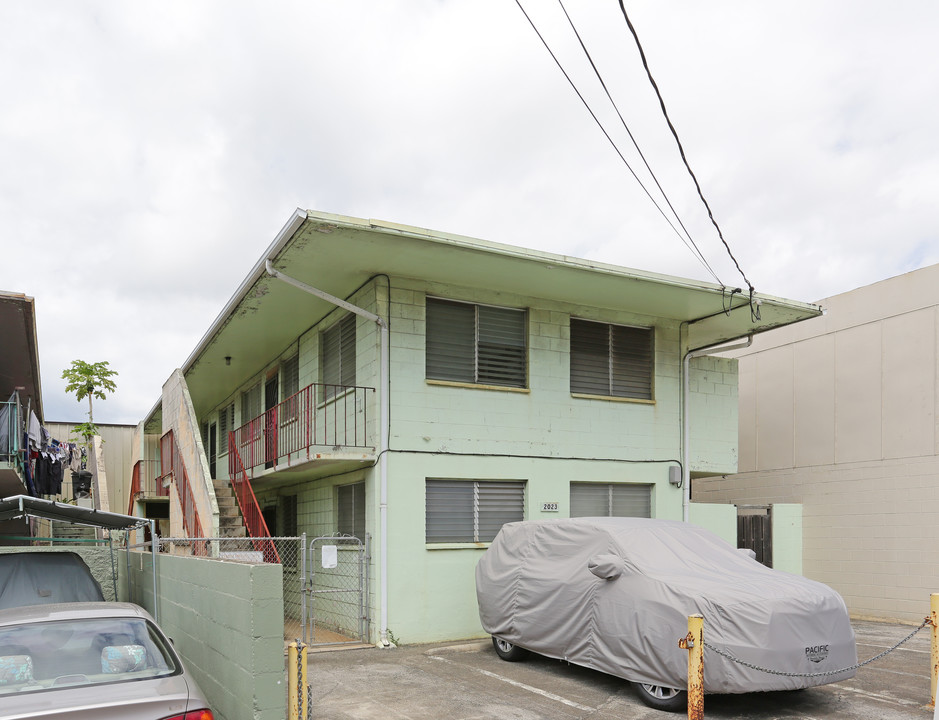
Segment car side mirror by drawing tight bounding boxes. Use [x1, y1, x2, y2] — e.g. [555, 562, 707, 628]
[587, 554, 623, 580]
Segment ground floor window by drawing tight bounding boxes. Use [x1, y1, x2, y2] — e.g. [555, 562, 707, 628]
[337, 482, 365, 538]
[425, 479, 525, 543]
[570, 482, 651, 518]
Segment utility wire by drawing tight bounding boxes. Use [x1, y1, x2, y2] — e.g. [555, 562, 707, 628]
[616, 0, 755, 299]
[556, 0, 722, 286]
[513, 0, 717, 281]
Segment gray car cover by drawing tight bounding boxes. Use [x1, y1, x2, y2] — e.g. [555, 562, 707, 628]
[0, 552, 104, 610]
[476, 517, 856, 694]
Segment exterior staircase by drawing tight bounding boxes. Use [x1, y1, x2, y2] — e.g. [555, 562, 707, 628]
[214, 480, 247, 539]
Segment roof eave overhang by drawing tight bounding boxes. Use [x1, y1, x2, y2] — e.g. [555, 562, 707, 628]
[164, 210, 821, 415]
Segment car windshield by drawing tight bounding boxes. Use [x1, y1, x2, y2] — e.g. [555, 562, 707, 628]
[0, 616, 179, 695]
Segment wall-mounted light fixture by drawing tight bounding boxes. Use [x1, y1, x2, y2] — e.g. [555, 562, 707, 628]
[224, 356, 232, 366]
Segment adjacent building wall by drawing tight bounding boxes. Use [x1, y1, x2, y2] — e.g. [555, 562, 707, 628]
[123, 551, 286, 720]
[43, 422, 134, 513]
[696, 265, 939, 622]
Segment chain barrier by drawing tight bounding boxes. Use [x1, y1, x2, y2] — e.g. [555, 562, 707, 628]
[295, 638, 304, 720]
[703, 617, 933, 679]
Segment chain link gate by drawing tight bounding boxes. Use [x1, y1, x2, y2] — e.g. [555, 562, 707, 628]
[305, 535, 370, 646]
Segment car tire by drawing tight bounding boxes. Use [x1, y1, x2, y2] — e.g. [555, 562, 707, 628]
[491, 636, 529, 662]
[634, 682, 686, 712]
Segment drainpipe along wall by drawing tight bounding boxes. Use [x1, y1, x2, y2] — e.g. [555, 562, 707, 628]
[264, 261, 392, 647]
[681, 335, 752, 522]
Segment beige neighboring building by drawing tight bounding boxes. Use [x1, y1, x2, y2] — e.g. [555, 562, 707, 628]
[696, 264, 939, 623]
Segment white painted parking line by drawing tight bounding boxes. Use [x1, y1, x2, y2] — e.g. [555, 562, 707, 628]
[856, 642, 930, 655]
[835, 684, 922, 707]
[427, 655, 594, 712]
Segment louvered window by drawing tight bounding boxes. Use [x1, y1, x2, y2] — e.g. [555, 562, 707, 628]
[425, 298, 527, 388]
[337, 482, 365, 538]
[241, 384, 261, 424]
[570, 319, 653, 400]
[570, 483, 652, 518]
[281, 355, 300, 421]
[323, 314, 356, 400]
[425, 479, 525, 543]
[218, 404, 234, 456]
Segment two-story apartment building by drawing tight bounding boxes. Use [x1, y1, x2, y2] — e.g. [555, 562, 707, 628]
[135, 209, 821, 644]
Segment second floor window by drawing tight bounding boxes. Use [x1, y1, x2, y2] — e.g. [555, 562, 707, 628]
[425, 298, 527, 388]
[570, 318, 654, 400]
[241, 384, 261, 424]
[323, 314, 356, 399]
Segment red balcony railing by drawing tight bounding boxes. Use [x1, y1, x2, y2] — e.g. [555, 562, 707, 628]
[233, 382, 375, 473]
[228, 436, 280, 563]
[160, 430, 208, 556]
[129, 460, 170, 515]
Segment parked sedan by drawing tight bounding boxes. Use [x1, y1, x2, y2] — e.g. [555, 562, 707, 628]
[476, 517, 857, 711]
[0, 602, 213, 719]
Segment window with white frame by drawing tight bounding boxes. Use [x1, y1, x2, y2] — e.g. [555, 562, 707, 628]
[337, 482, 365, 538]
[570, 318, 654, 400]
[425, 298, 527, 388]
[322, 314, 356, 399]
[570, 483, 652, 518]
[425, 479, 525, 543]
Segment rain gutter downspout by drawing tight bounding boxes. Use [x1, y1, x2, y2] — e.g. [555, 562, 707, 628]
[264, 260, 392, 648]
[681, 335, 753, 522]
[150, 519, 158, 622]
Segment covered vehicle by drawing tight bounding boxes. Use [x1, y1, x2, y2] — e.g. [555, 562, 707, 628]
[476, 517, 856, 711]
[0, 553, 104, 610]
[0, 602, 213, 719]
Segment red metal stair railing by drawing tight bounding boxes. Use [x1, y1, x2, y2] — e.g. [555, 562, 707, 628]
[128, 461, 141, 516]
[160, 430, 208, 556]
[228, 432, 280, 563]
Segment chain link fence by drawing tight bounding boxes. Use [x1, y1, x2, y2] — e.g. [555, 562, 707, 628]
[307, 534, 370, 646]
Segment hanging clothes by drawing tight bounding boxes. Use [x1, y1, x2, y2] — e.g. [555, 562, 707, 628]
[27, 411, 40, 449]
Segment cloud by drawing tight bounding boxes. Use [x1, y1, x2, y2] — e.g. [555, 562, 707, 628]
[2, 0, 938, 422]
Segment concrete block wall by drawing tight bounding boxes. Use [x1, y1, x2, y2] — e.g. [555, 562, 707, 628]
[123, 550, 286, 720]
[162, 369, 219, 536]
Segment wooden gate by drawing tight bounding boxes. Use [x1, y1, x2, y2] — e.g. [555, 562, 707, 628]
[737, 505, 773, 567]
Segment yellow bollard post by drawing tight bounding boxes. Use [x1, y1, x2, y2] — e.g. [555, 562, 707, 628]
[931, 593, 937, 709]
[287, 640, 309, 720]
[678, 614, 704, 720]
[287, 641, 300, 720]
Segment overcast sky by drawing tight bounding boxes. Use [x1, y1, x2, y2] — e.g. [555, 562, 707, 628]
[2, 1, 937, 425]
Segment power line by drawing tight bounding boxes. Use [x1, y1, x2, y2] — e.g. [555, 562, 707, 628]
[513, 0, 722, 285]
[556, 0, 722, 286]
[616, 0, 755, 298]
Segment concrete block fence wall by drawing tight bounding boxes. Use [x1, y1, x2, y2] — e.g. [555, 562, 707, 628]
[122, 550, 286, 720]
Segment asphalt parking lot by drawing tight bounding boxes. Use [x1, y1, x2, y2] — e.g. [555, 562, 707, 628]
[308, 620, 934, 719]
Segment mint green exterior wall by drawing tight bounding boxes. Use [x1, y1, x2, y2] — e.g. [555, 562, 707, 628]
[192, 275, 740, 643]
[771, 503, 803, 575]
[688, 502, 737, 546]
